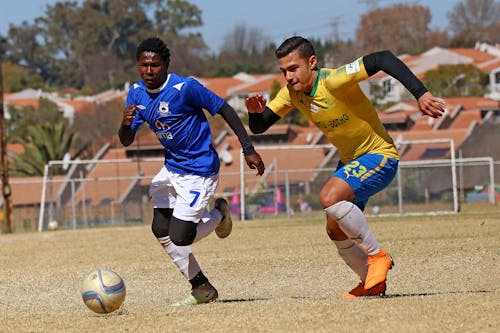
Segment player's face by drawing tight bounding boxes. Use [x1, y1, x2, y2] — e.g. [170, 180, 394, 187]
[137, 51, 168, 90]
[278, 50, 317, 94]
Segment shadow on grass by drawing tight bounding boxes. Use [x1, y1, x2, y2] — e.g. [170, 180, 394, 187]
[217, 290, 494, 303]
[383, 289, 493, 299]
[216, 297, 271, 303]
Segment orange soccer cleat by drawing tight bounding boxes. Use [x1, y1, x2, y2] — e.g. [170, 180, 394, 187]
[365, 248, 394, 290]
[341, 281, 387, 299]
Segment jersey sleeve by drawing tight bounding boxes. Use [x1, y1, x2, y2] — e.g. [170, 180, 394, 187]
[324, 57, 370, 91]
[267, 85, 295, 118]
[185, 79, 225, 116]
[125, 85, 145, 132]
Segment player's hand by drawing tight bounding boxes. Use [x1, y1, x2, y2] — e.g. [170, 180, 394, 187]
[417, 92, 445, 119]
[245, 94, 267, 114]
[122, 105, 138, 126]
[245, 152, 265, 176]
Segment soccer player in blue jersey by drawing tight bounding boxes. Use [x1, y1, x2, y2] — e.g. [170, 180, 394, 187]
[246, 36, 445, 298]
[119, 37, 265, 305]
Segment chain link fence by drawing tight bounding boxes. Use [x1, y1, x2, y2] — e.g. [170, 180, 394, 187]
[24, 156, 497, 232]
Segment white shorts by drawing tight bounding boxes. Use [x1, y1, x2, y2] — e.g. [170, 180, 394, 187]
[149, 166, 219, 223]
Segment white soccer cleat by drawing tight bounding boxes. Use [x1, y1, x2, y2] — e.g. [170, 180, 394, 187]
[214, 198, 232, 238]
[172, 282, 218, 306]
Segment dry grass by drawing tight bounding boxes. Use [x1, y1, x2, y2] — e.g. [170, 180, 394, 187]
[0, 205, 499, 333]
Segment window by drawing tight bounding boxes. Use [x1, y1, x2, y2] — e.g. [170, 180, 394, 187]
[420, 148, 449, 159]
[383, 79, 392, 93]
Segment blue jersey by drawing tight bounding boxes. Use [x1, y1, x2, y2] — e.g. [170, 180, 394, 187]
[126, 73, 225, 176]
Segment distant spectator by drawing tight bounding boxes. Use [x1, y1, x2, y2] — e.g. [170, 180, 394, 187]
[297, 197, 312, 212]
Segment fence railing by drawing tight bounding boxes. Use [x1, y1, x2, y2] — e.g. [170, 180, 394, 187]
[29, 156, 498, 232]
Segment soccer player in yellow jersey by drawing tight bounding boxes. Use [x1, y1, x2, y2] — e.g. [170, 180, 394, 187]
[246, 36, 445, 298]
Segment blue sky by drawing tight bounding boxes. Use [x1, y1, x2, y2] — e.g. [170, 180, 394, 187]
[1, 0, 460, 52]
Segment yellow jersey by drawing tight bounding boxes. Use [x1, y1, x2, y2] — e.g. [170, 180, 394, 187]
[268, 58, 399, 163]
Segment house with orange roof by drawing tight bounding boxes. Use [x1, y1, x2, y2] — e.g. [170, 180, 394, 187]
[195, 72, 287, 113]
[379, 96, 497, 159]
[375, 95, 500, 198]
[5, 89, 74, 124]
[195, 74, 252, 99]
[4, 87, 127, 126]
[4, 44, 500, 231]
[365, 42, 500, 104]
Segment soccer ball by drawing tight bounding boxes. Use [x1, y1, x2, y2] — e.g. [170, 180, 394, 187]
[81, 269, 126, 314]
[47, 220, 59, 231]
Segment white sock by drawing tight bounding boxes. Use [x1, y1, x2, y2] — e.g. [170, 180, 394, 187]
[158, 236, 201, 280]
[193, 209, 222, 242]
[325, 200, 380, 255]
[334, 239, 368, 282]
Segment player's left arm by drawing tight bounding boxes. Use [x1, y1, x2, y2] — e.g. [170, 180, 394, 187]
[363, 50, 445, 118]
[217, 102, 265, 176]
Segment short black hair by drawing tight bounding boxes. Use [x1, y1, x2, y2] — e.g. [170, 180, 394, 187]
[136, 37, 170, 62]
[275, 36, 315, 59]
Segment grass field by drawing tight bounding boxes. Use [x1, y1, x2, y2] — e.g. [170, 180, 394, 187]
[0, 205, 498, 332]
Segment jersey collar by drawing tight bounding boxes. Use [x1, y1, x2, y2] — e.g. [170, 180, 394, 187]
[308, 69, 320, 97]
[146, 73, 171, 93]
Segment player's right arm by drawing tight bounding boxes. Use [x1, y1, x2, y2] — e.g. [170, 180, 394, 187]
[246, 94, 281, 134]
[118, 105, 137, 146]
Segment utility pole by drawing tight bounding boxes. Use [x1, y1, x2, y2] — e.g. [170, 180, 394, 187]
[0, 61, 13, 233]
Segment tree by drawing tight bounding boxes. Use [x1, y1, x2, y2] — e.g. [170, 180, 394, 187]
[6, 99, 63, 141]
[3, 0, 209, 91]
[220, 24, 271, 57]
[0, 55, 14, 233]
[422, 64, 488, 97]
[9, 121, 82, 176]
[314, 38, 361, 68]
[426, 30, 452, 49]
[368, 82, 388, 108]
[154, 0, 202, 34]
[4, 21, 44, 69]
[70, 99, 123, 156]
[356, 4, 431, 54]
[447, 0, 500, 46]
[35, 0, 152, 90]
[208, 24, 275, 76]
[3, 21, 57, 88]
[141, 0, 209, 76]
[0, 35, 6, 58]
[0, 62, 45, 92]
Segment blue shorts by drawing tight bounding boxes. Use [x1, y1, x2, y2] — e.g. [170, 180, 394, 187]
[333, 154, 398, 211]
